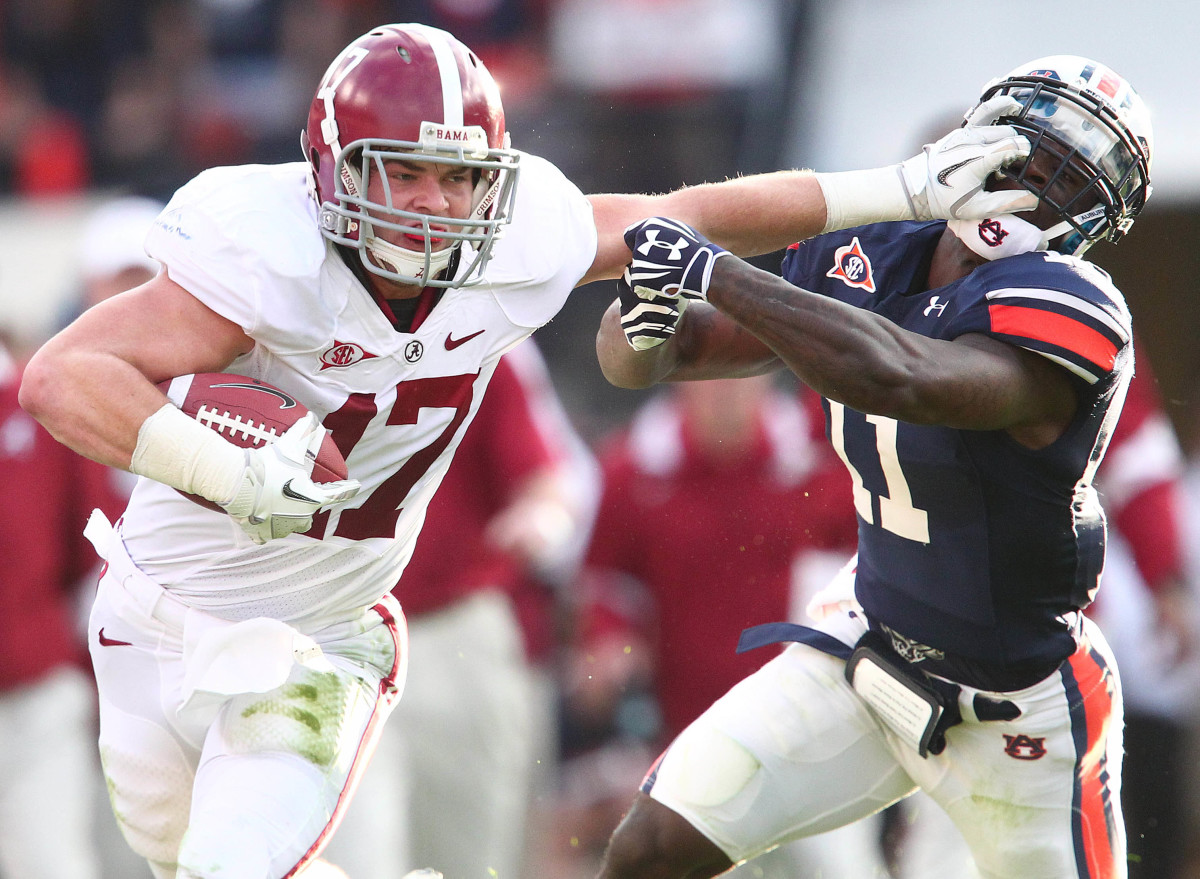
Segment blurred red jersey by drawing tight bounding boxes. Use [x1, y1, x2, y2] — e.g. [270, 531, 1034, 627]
[581, 387, 857, 740]
[0, 357, 127, 690]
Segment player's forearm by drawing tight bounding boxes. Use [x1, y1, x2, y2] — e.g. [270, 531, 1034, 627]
[704, 258, 960, 422]
[596, 300, 678, 388]
[596, 298, 780, 388]
[655, 171, 831, 257]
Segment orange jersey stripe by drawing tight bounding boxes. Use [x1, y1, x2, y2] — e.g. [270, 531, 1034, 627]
[988, 304, 1119, 373]
[1068, 646, 1118, 879]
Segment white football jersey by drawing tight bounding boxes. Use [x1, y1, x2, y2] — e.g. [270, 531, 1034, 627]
[119, 154, 598, 626]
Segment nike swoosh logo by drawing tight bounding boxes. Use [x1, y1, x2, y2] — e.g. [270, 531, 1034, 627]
[98, 628, 132, 647]
[445, 329, 485, 350]
[281, 479, 319, 503]
[936, 156, 982, 186]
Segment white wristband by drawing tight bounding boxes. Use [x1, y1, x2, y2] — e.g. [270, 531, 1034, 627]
[814, 166, 915, 233]
[130, 404, 246, 505]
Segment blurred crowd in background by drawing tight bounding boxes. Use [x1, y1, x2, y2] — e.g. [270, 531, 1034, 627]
[4, 1, 1200, 878]
[0, 0, 808, 432]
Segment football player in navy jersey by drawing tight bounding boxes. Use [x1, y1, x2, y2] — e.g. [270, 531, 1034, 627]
[592, 56, 1152, 879]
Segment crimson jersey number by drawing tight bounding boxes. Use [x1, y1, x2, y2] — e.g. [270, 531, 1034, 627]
[310, 373, 477, 540]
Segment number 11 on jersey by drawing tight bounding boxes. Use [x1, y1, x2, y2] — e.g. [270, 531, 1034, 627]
[828, 400, 930, 544]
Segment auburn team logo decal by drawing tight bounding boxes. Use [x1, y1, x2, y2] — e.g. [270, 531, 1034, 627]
[826, 237, 876, 292]
[320, 340, 378, 371]
[1003, 734, 1047, 760]
[977, 218, 1010, 248]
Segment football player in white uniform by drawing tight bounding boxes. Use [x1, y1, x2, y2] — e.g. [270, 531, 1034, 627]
[18, 22, 1033, 879]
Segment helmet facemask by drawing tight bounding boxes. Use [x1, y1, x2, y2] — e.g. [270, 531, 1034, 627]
[978, 70, 1151, 257]
[319, 131, 519, 288]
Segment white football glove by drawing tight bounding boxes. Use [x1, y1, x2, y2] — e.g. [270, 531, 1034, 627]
[817, 94, 1037, 232]
[219, 413, 361, 545]
[899, 95, 1039, 221]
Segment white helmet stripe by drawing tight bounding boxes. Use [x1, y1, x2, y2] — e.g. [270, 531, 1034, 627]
[409, 24, 464, 127]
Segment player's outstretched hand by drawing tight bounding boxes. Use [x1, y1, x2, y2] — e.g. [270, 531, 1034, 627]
[622, 217, 730, 305]
[219, 413, 361, 544]
[617, 267, 687, 350]
[900, 95, 1038, 221]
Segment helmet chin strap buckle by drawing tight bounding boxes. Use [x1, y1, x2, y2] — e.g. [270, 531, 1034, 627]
[320, 208, 357, 236]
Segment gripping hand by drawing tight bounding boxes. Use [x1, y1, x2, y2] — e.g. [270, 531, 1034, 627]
[618, 267, 685, 350]
[623, 217, 730, 304]
[219, 413, 361, 544]
[900, 95, 1037, 221]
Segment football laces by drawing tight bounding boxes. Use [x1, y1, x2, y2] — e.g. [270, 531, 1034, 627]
[195, 405, 281, 447]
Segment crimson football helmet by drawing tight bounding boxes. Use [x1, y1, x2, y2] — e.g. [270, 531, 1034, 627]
[302, 23, 520, 287]
[969, 55, 1152, 256]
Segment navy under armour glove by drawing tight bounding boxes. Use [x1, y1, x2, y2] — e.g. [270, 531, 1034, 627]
[623, 217, 730, 304]
[618, 268, 684, 350]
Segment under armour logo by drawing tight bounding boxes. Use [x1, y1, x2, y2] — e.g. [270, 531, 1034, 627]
[924, 296, 947, 317]
[1003, 734, 1047, 760]
[637, 230, 689, 261]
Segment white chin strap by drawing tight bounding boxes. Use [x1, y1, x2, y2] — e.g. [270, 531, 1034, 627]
[365, 235, 457, 282]
[947, 214, 1049, 260]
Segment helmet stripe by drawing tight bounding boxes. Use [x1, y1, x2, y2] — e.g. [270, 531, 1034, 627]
[412, 25, 465, 127]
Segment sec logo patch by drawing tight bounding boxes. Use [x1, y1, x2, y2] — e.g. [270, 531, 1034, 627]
[826, 236, 876, 293]
[320, 341, 378, 371]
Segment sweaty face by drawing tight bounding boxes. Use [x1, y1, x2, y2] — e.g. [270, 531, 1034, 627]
[363, 158, 476, 252]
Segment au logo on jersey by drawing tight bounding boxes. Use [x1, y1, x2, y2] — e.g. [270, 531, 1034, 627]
[320, 340, 379, 371]
[1003, 734, 1047, 760]
[826, 237, 876, 293]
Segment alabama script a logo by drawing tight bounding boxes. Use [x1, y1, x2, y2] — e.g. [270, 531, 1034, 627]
[826, 237, 876, 293]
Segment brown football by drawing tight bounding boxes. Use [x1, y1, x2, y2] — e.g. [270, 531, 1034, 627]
[156, 373, 347, 511]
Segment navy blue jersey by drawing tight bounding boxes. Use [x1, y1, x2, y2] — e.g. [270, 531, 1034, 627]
[781, 221, 1132, 670]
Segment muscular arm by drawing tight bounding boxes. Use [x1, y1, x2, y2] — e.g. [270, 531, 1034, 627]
[581, 109, 1035, 287]
[582, 171, 828, 285]
[602, 257, 1077, 445]
[595, 298, 780, 388]
[18, 272, 253, 468]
